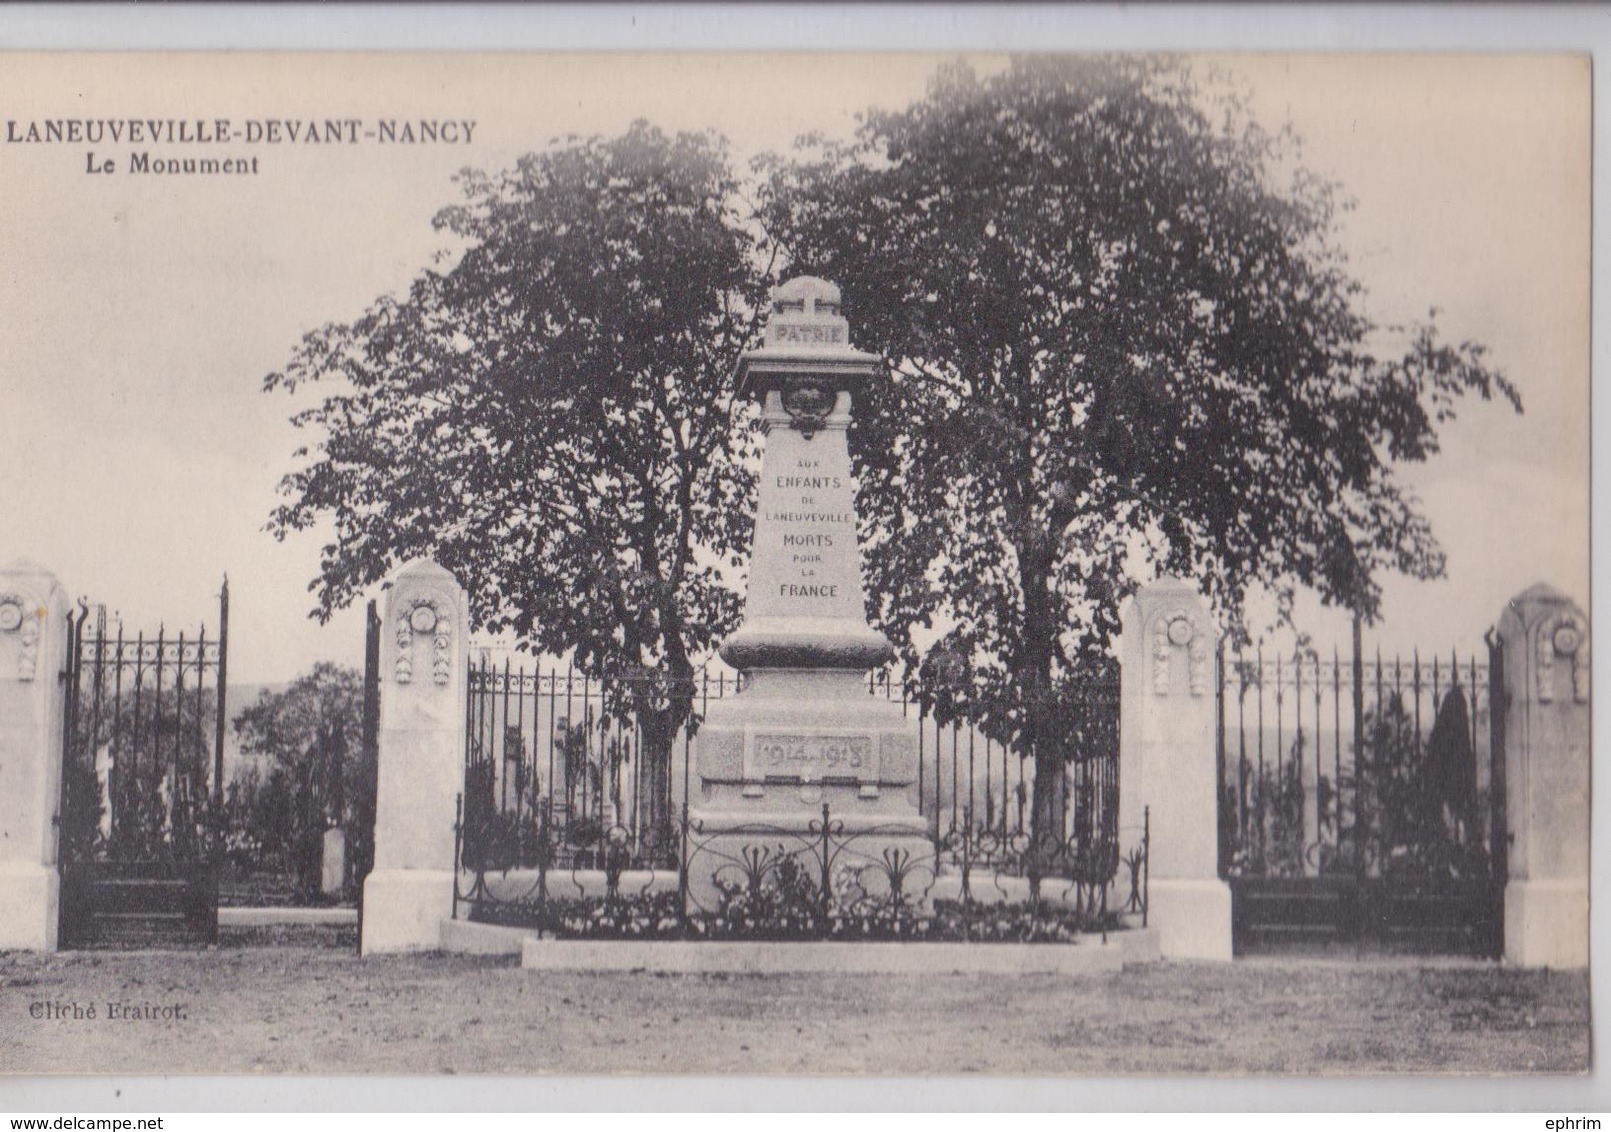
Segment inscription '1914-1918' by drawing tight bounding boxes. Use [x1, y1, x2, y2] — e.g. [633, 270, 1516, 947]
[746, 733, 877, 781]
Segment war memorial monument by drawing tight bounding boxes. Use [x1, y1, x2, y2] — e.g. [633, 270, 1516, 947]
[686, 276, 929, 901]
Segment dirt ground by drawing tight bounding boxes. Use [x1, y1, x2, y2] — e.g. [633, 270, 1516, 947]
[0, 928, 1589, 1076]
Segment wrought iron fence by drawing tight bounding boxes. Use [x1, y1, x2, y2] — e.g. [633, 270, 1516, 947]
[57, 585, 230, 948]
[454, 659, 1131, 939]
[461, 659, 738, 870]
[1217, 639, 1499, 883]
[460, 656, 1116, 870]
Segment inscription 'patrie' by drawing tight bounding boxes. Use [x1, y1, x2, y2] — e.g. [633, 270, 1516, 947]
[772, 323, 845, 345]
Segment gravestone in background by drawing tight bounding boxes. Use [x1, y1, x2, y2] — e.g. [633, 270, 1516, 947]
[322, 826, 347, 898]
[688, 277, 925, 905]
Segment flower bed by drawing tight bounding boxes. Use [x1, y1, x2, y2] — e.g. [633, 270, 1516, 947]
[468, 889, 1122, 944]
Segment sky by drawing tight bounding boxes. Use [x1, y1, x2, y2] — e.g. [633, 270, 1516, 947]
[0, 52, 1590, 683]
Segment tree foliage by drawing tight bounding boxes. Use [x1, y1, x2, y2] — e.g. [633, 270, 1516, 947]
[233, 663, 364, 797]
[266, 123, 771, 836]
[230, 662, 366, 897]
[266, 63, 1523, 851]
[760, 57, 1520, 837]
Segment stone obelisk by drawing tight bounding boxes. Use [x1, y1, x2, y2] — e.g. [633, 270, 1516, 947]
[688, 277, 924, 895]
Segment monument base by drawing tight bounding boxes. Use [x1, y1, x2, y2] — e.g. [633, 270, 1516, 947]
[689, 668, 927, 912]
[1505, 877, 1589, 969]
[0, 862, 59, 951]
[361, 869, 455, 954]
[691, 669, 922, 817]
[1147, 877, 1233, 961]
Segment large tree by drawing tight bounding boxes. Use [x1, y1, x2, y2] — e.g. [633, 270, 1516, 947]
[761, 57, 1520, 844]
[266, 124, 768, 843]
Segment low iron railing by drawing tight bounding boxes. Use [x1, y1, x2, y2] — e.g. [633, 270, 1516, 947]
[452, 798, 1147, 944]
[455, 655, 1127, 942]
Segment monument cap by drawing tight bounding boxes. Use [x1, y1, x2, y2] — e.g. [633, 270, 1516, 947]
[734, 275, 882, 402]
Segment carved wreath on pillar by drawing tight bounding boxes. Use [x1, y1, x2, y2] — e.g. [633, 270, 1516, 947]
[1536, 611, 1589, 704]
[1153, 610, 1209, 697]
[395, 596, 453, 686]
[780, 381, 835, 438]
[0, 592, 39, 681]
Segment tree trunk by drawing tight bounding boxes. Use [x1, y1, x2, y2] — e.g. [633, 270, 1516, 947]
[637, 706, 674, 855]
[631, 661, 694, 865]
[1019, 539, 1066, 864]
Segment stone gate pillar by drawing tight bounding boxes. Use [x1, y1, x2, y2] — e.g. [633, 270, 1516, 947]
[0, 560, 70, 950]
[361, 558, 469, 954]
[1118, 578, 1231, 960]
[1497, 583, 1589, 968]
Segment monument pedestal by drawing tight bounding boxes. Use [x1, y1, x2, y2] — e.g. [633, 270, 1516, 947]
[688, 670, 925, 908]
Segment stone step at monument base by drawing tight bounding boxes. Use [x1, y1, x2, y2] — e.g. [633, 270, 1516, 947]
[927, 871, 1125, 912]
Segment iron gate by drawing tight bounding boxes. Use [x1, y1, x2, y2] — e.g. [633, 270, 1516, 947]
[56, 582, 229, 948]
[1217, 625, 1506, 956]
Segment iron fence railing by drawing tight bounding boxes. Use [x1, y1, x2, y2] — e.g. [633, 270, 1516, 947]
[55, 582, 230, 949]
[454, 657, 1129, 939]
[59, 591, 229, 870]
[1217, 636, 1500, 883]
[461, 656, 1120, 873]
[451, 798, 1148, 942]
